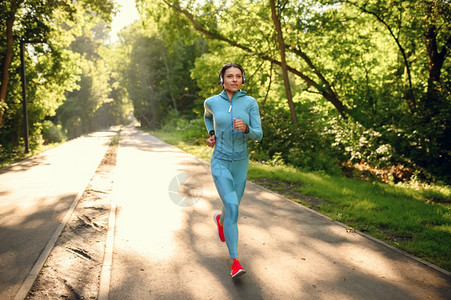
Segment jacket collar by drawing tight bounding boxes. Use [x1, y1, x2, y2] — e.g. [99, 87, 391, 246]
[219, 89, 246, 101]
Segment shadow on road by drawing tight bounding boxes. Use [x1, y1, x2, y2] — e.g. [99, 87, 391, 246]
[0, 194, 76, 298]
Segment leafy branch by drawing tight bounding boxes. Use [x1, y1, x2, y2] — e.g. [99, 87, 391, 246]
[161, 0, 348, 118]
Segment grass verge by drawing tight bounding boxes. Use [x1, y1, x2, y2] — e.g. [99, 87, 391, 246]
[0, 142, 64, 169]
[151, 129, 451, 272]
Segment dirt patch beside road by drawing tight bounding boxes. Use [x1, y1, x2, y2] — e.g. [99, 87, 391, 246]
[26, 136, 118, 299]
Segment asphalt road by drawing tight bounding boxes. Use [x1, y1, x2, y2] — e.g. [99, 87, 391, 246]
[1, 125, 449, 299]
[0, 130, 113, 299]
[103, 126, 450, 299]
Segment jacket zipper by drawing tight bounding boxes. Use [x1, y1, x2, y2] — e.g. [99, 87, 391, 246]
[230, 96, 235, 162]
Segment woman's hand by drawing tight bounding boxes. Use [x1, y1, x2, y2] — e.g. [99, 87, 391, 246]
[233, 118, 247, 133]
[206, 135, 216, 148]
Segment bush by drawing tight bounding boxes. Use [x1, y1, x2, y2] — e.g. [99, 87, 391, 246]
[41, 120, 66, 144]
[161, 110, 205, 144]
[250, 101, 340, 174]
[332, 120, 397, 168]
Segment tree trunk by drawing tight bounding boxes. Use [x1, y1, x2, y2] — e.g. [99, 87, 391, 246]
[163, 0, 348, 119]
[0, 0, 21, 127]
[162, 51, 178, 112]
[139, 113, 153, 129]
[350, 2, 415, 109]
[289, 46, 347, 118]
[423, 14, 450, 120]
[270, 0, 298, 126]
[425, 24, 448, 95]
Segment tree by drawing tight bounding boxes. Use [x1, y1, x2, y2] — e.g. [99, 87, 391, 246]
[270, 0, 298, 126]
[338, 0, 450, 179]
[154, 0, 349, 119]
[0, 0, 114, 126]
[133, 0, 450, 181]
[345, 0, 450, 116]
[0, 0, 114, 151]
[0, 0, 23, 126]
[55, 19, 124, 138]
[114, 17, 205, 129]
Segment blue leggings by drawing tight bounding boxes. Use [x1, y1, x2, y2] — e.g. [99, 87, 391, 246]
[211, 156, 249, 258]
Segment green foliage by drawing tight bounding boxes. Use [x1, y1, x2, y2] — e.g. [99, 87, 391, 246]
[246, 161, 451, 270]
[247, 98, 341, 174]
[153, 123, 451, 271]
[54, 19, 132, 138]
[41, 120, 66, 144]
[151, 112, 214, 161]
[117, 20, 204, 130]
[0, 140, 24, 167]
[0, 0, 115, 153]
[143, 0, 450, 184]
[160, 110, 206, 144]
[332, 120, 395, 166]
[2, 0, 448, 186]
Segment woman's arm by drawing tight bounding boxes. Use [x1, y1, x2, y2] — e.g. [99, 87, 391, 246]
[204, 99, 216, 147]
[246, 100, 263, 141]
[204, 99, 214, 133]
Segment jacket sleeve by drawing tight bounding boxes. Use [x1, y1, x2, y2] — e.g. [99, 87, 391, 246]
[247, 99, 263, 141]
[204, 99, 214, 134]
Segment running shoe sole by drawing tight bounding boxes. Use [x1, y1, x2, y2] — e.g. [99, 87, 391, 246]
[232, 268, 246, 278]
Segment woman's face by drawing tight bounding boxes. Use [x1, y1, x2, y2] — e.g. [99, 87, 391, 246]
[223, 67, 243, 93]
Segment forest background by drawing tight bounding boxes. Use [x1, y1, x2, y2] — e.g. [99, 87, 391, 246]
[1, 0, 450, 185]
[1, 0, 450, 270]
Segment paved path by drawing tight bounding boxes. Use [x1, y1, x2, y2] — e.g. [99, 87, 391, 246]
[0, 130, 114, 299]
[102, 126, 450, 299]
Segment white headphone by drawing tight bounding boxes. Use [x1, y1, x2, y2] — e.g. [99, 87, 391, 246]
[218, 63, 246, 85]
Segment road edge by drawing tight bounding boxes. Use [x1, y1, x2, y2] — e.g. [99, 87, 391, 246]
[14, 186, 86, 300]
[98, 166, 118, 300]
[149, 129, 451, 277]
[246, 180, 451, 277]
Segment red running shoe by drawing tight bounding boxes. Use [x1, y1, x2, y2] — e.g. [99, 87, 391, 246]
[231, 259, 246, 278]
[213, 213, 225, 242]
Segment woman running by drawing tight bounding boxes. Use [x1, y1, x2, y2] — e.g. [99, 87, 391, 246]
[204, 62, 263, 278]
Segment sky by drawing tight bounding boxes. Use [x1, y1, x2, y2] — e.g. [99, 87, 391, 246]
[109, 0, 140, 43]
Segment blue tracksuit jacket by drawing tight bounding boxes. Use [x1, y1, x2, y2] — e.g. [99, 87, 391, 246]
[204, 90, 263, 161]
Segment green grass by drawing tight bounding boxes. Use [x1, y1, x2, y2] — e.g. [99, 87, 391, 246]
[110, 130, 121, 147]
[1, 129, 121, 168]
[152, 130, 214, 161]
[0, 142, 64, 168]
[151, 129, 451, 271]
